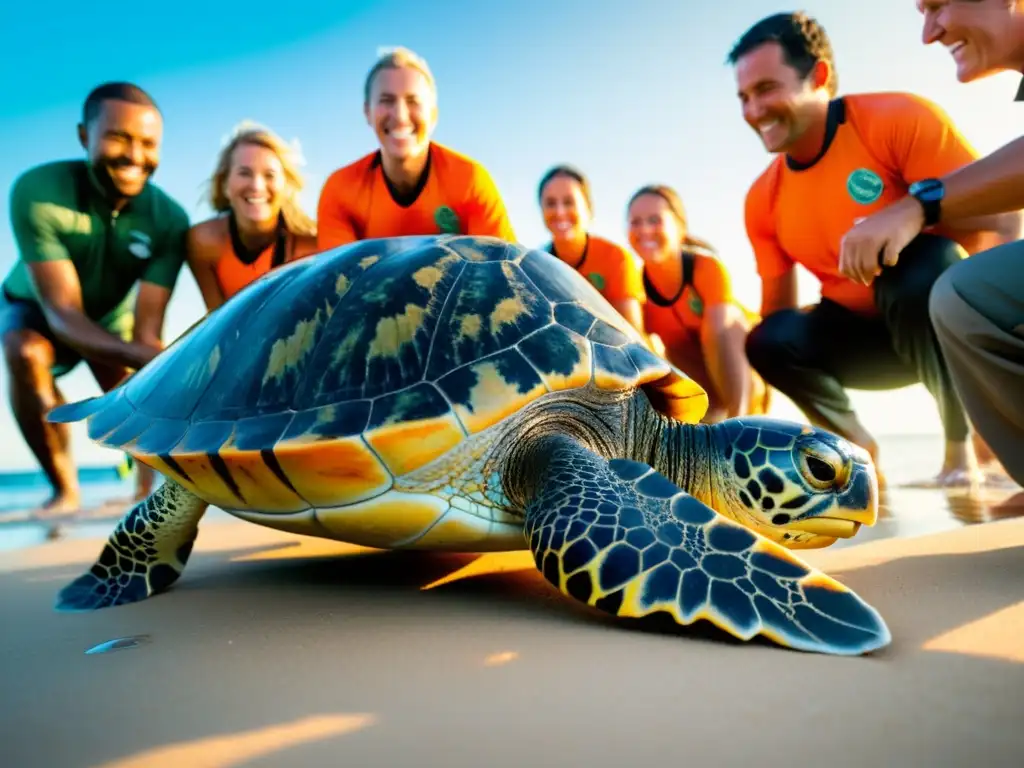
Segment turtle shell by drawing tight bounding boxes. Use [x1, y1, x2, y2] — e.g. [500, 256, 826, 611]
[59, 236, 707, 512]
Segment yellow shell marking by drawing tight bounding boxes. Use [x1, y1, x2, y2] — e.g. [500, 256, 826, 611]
[273, 435, 392, 507]
[450, 360, 548, 435]
[315, 491, 450, 548]
[527, 332, 592, 393]
[136, 453, 248, 511]
[489, 296, 529, 334]
[363, 412, 466, 476]
[459, 314, 482, 340]
[367, 304, 425, 361]
[262, 310, 325, 385]
[412, 264, 445, 291]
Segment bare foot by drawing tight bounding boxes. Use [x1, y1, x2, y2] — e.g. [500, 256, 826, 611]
[134, 463, 155, 501]
[31, 493, 82, 521]
[935, 467, 985, 488]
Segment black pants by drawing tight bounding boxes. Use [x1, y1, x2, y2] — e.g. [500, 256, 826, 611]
[745, 233, 968, 443]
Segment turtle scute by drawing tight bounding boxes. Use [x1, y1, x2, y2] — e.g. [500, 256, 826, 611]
[49, 235, 705, 460]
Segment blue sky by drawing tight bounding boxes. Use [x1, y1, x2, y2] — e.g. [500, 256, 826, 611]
[1, 0, 1021, 469]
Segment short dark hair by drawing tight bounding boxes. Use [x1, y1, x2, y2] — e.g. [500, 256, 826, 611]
[726, 12, 838, 97]
[81, 82, 159, 126]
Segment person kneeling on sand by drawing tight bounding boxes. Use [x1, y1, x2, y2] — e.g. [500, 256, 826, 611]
[841, 1, 1024, 489]
[729, 12, 1022, 486]
[0, 82, 190, 517]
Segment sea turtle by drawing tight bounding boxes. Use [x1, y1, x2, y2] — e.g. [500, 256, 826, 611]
[49, 235, 889, 655]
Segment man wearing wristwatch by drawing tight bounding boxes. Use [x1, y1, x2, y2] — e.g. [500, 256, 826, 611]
[842, 0, 1024, 488]
[729, 11, 1023, 486]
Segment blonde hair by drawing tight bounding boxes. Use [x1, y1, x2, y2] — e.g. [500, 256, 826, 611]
[363, 46, 437, 105]
[209, 120, 316, 238]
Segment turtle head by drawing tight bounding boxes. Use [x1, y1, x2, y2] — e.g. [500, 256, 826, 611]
[709, 418, 878, 550]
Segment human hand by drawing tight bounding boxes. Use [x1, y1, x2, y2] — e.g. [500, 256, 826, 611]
[648, 333, 666, 358]
[838, 198, 925, 285]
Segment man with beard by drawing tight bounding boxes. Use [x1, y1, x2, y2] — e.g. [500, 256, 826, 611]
[0, 82, 190, 517]
[729, 11, 1022, 487]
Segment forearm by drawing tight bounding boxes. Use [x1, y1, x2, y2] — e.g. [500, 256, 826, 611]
[703, 316, 750, 418]
[43, 307, 157, 370]
[941, 209, 1024, 244]
[939, 134, 1024, 221]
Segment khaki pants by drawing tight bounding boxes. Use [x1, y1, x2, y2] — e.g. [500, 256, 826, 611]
[930, 239, 1024, 485]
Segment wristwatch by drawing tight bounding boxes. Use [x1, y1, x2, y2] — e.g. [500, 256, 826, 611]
[908, 178, 944, 227]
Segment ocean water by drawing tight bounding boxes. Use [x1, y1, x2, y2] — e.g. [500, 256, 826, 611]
[0, 465, 132, 514]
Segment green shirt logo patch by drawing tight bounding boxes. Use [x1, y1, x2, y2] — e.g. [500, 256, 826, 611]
[686, 288, 704, 317]
[434, 206, 461, 235]
[587, 272, 606, 291]
[846, 168, 885, 205]
[128, 230, 152, 260]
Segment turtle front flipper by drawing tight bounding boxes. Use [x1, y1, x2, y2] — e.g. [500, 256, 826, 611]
[56, 479, 209, 612]
[519, 435, 890, 656]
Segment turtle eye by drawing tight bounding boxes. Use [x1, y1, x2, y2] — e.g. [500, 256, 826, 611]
[806, 456, 835, 483]
[799, 448, 844, 489]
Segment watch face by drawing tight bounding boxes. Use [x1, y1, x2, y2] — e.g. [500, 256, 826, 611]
[911, 179, 944, 202]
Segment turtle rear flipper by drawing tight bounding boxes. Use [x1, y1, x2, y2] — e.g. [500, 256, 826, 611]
[521, 435, 891, 656]
[56, 480, 209, 612]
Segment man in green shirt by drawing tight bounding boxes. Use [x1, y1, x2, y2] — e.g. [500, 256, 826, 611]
[0, 82, 190, 516]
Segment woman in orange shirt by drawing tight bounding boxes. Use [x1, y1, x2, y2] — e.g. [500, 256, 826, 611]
[537, 164, 646, 336]
[186, 121, 319, 312]
[627, 184, 769, 422]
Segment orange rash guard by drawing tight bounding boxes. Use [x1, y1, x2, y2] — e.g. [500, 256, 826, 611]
[542, 234, 645, 306]
[188, 215, 317, 303]
[744, 92, 987, 316]
[316, 142, 516, 250]
[642, 246, 754, 349]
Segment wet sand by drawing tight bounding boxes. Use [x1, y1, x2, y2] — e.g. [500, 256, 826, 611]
[2, 488, 1023, 768]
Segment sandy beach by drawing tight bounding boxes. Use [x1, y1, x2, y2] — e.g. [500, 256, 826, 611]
[1, 487, 1023, 768]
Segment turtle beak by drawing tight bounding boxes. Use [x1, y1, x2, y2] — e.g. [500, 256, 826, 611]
[787, 462, 879, 538]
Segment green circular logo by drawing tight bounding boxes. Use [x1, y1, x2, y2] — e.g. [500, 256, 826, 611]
[686, 289, 704, 317]
[587, 272, 606, 291]
[846, 168, 885, 205]
[434, 206, 461, 234]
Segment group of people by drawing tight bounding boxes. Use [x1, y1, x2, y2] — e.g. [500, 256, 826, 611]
[3, 3, 1023, 519]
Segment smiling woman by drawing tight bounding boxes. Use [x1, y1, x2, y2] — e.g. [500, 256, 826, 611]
[315, 46, 517, 250]
[185, 121, 319, 313]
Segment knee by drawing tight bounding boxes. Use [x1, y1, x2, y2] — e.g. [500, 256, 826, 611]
[928, 265, 964, 332]
[744, 314, 790, 374]
[2, 330, 53, 377]
[880, 234, 963, 308]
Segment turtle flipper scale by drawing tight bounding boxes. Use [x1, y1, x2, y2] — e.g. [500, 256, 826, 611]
[522, 435, 891, 656]
[56, 480, 209, 611]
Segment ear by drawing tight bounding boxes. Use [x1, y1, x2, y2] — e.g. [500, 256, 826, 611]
[77, 122, 88, 150]
[363, 102, 372, 126]
[810, 59, 831, 92]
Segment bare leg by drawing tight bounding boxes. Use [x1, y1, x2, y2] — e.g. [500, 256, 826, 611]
[2, 329, 80, 515]
[89, 360, 155, 503]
